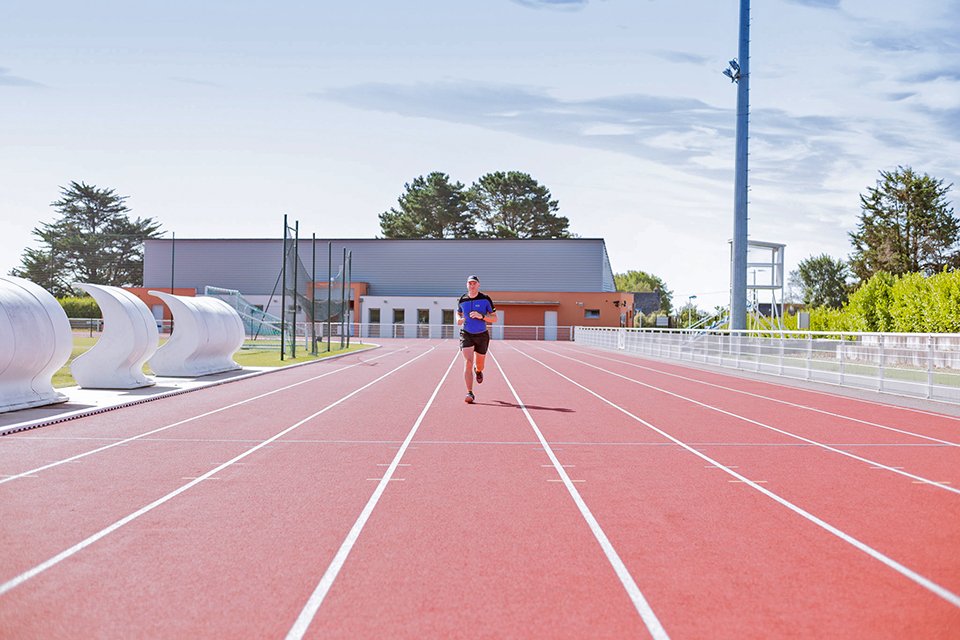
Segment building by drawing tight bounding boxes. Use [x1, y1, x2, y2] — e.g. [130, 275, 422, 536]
[139, 238, 633, 337]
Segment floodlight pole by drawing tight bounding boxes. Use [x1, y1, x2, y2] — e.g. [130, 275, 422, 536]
[730, 0, 750, 331]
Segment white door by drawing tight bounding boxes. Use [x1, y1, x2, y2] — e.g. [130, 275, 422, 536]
[492, 309, 505, 340]
[151, 304, 165, 332]
[544, 311, 557, 341]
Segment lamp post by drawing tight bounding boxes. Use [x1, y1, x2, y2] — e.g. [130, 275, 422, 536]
[686, 295, 698, 328]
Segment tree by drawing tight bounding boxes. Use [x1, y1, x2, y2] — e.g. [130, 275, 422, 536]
[849, 167, 958, 281]
[466, 171, 571, 239]
[614, 270, 673, 313]
[790, 254, 851, 308]
[11, 181, 163, 293]
[379, 172, 476, 239]
[11, 247, 72, 297]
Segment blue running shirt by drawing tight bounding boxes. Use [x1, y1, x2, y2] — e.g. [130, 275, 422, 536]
[458, 292, 496, 334]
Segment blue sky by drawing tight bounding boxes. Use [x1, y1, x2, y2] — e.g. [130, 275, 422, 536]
[2, 0, 958, 309]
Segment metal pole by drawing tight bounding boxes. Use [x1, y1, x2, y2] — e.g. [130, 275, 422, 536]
[327, 241, 333, 352]
[280, 215, 287, 361]
[168, 231, 175, 335]
[346, 250, 352, 348]
[730, 0, 750, 331]
[340, 247, 347, 350]
[291, 220, 299, 360]
[311, 233, 317, 355]
[169, 231, 175, 294]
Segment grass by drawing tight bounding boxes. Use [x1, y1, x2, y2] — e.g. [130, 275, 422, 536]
[233, 343, 372, 367]
[52, 334, 373, 388]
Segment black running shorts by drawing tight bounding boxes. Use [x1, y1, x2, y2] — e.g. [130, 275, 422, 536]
[460, 329, 490, 355]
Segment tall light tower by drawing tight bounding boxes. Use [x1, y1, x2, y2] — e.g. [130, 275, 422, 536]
[725, 0, 750, 331]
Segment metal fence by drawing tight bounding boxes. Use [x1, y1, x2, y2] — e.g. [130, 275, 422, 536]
[575, 327, 960, 404]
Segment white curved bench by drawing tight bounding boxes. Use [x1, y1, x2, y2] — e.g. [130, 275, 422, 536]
[0, 276, 73, 412]
[70, 283, 159, 389]
[147, 291, 245, 377]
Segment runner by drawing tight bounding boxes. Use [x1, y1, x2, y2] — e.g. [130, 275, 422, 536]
[457, 275, 497, 404]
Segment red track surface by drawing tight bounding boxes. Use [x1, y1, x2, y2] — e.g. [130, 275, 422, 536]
[1, 339, 958, 638]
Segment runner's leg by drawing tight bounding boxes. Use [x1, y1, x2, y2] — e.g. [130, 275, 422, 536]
[462, 346, 475, 392]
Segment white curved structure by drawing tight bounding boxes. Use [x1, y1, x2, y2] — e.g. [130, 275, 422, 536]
[147, 291, 245, 377]
[0, 276, 73, 412]
[70, 283, 159, 389]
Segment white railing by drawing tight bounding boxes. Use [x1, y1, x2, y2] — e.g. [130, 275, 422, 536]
[575, 327, 960, 405]
[355, 323, 575, 341]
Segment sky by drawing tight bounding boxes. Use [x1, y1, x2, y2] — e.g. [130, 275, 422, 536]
[2, 0, 958, 310]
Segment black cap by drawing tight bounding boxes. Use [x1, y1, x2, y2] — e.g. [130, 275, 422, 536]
[467, 275, 480, 283]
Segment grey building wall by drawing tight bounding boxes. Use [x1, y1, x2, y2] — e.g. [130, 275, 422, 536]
[144, 238, 616, 296]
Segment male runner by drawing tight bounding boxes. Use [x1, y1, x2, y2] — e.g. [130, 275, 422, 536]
[457, 275, 497, 404]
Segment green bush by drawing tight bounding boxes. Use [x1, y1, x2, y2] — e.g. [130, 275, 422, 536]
[796, 270, 960, 333]
[59, 296, 102, 318]
[844, 271, 896, 332]
[925, 270, 960, 332]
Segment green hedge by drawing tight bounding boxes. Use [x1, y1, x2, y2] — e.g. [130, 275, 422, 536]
[59, 296, 102, 318]
[788, 270, 960, 333]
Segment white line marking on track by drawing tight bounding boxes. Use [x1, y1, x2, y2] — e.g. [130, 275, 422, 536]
[0, 346, 438, 599]
[285, 350, 460, 640]
[0, 348, 405, 486]
[491, 352, 670, 640]
[553, 344, 960, 443]
[512, 346, 960, 610]
[535, 346, 960, 496]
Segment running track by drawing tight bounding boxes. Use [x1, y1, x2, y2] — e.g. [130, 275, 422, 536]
[1, 339, 958, 638]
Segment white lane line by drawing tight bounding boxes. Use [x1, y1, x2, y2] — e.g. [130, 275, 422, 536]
[285, 351, 459, 640]
[0, 346, 438, 598]
[491, 352, 670, 640]
[552, 344, 960, 444]
[513, 346, 960, 609]
[0, 348, 406, 486]
[535, 346, 960, 496]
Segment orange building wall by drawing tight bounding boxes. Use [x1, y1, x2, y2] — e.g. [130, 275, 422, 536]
[485, 291, 633, 328]
[124, 287, 197, 320]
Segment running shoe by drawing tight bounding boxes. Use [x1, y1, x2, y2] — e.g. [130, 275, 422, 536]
[465, 391, 475, 404]
[475, 368, 483, 384]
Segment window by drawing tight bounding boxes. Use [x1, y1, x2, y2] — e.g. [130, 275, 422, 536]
[369, 308, 380, 323]
[584, 309, 601, 319]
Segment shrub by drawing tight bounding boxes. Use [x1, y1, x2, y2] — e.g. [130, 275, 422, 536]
[59, 296, 101, 318]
